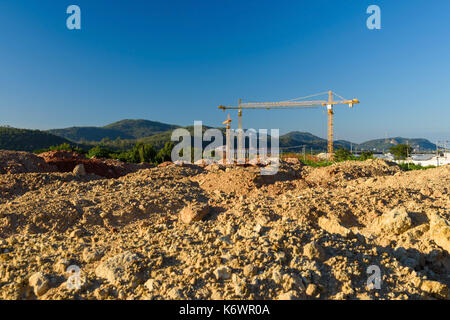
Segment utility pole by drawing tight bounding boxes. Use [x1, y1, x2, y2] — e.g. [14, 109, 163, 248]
[436, 141, 441, 167]
[406, 140, 409, 170]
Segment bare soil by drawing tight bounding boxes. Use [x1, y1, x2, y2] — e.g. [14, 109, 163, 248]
[0, 152, 449, 300]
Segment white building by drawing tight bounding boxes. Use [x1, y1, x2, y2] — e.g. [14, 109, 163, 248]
[376, 152, 450, 166]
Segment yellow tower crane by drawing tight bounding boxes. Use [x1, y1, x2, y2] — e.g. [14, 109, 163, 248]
[218, 90, 359, 160]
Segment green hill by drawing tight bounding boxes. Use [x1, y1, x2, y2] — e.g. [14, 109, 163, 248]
[279, 131, 353, 152]
[0, 127, 74, 152]
[103, 119, 179, 139]
[358, 137, 436, 152]
[139, 125, 225, 149]
[48, 119, 180, 142]
[47, 127, 135, 142]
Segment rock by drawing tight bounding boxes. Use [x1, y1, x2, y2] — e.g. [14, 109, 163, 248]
[282, 273, 305, 292]
[206, 164, 223, 172]
[145, 279, 159, 292]
[54, 258, 70, 273]
[420, 280, 448, 299]
[318, 217, 353, 238]
[232, 274, 246, 295]
[29, 272, 50, 297]
[217, 235, 232, 245]
[429, 212, 450, 253]
[272, 270, 282, 284]
[95, 251, 142, 285]
[93, 287, 109, 299]
[303, 241, 326, 262]
[167, 287, 185, 299]
[277, 290, 299, 300]
[210, 290, 223, 300]
[306, 283, 318, 297]
[376, 207, 413, 235]
[82, 247, 104, 263]
[214, 266, 231, 280]
[158, 161, 173, 168]
[179, 203, 210, 223]
[341, 282, 355, 295]
[283, 158, 300, 165]
[253, 223, 263, 234]
[70, 228, 84, 238]
[275, 251, 287, 263]
[243, 264, 256, 277]
[73, 163, 86, 176]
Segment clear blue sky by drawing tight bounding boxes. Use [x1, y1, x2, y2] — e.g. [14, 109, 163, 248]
[0, 0, 449, 143]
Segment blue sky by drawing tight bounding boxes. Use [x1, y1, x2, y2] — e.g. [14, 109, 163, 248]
[0, 0, 449, 143]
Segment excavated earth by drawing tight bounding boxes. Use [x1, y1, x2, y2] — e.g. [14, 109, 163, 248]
[0, 153, 449, 300]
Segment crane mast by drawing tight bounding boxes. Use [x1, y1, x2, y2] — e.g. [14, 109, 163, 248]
[327, 90, 333, 160]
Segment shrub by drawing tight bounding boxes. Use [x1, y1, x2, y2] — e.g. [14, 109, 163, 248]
[398, 163, 435, 171]
[359, 150, 374, 161]
[155, 142, 174, 163]
[87, 146, 113, 159]
[34, 143, 84, 154]
[390, 144, 413, 160]
[127, 143, 156, 163]
[334, 148, 354, 161]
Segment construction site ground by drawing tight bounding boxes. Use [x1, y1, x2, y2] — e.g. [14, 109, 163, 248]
[0, 151, 449, 300]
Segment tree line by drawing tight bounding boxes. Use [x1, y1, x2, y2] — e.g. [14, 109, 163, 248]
[34, 142, 174, 165]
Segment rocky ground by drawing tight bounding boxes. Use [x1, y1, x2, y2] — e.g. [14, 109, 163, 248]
[0, 152, 449, 300]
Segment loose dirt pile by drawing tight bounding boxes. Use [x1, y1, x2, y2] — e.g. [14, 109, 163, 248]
[0, 152, 449, 300]
[0, 150, 153, 179]
[304, 159, 401, 187]
[0, 151, 57, 174]
[38, 151, 154, 178]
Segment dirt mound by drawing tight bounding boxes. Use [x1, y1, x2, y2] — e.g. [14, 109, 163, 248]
[37, 151, 153, 178]
[0, 166, 208, 237]
[0, 150, 57, 174]
[0, 172, 103, 205]
[191, 163, 303, 196]
[305, 159, 401, 186]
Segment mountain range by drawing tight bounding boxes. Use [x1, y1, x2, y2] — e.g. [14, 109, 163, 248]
[47, 119, 179, 142]
[0, 119, 438, 153]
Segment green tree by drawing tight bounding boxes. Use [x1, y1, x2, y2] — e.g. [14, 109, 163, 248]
[389, 144, 413, 160]
[127, 143, 156, 163]
[87, 146, 113, 159]
[359, 150, 374, 161]
[334, 148, 353, 161]
[34, 143, 84, 154]
[155, 141, 174, 164]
